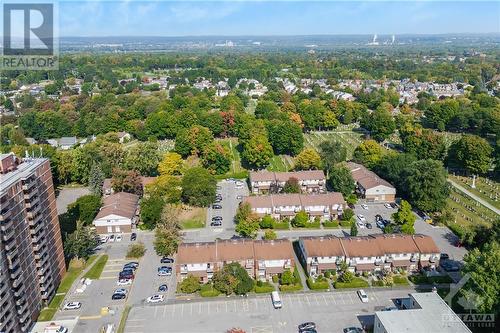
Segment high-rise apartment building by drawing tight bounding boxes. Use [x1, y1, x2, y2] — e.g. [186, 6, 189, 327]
[0, 153, 65, 333]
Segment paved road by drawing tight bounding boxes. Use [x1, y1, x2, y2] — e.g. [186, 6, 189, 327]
[448, 179, 500, 215]
[124, 288, 413, 333]
[55, 186, 90, 214]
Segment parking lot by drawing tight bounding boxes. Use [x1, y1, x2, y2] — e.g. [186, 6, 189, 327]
[206, 179, 249, 232]
[124, 289, 410, 333]
[53, 231, 176, 332]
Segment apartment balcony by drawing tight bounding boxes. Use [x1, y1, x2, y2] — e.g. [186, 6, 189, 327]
[4, 237, 16, 251]
[30, 221, 44, 235]
[14, 285, 25, 298]
[25, 196, 40, 208]
[22, 180, 36, 191]
[2, 227, 15, 242]
[10, 266, 21, 280]
[0, 208, 12, 222]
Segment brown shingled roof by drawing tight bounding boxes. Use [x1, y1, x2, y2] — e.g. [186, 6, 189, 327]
[372, 234, 420, 254]
[242, 196, 273, 208]
[346, 162, 394, 190]
[340, 236, 385, 257]
[216, 239, 255, 262]
[301, 236, 344, 257]
[412, 234, 440, 254]
[95, 192, 139, 220]
[253, 239, 294, 260]
[176, 242, 217, 264]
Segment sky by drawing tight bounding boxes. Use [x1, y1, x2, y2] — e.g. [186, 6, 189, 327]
[55, 0, 500, 37]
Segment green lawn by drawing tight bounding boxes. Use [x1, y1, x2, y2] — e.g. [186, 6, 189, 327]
[181, 219, 205, 229]
[117, 305, 131, 333]
[446, 186, 496, 230]
[83, 255, 109, 280]
[267, 155, 289, 172]
[304, 130, 363, 159]
[180, 207, 206, 229]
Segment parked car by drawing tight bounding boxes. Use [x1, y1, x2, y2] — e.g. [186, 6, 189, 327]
[158, 284, 168, 292]
[441, 261, 460, 272]
[357, 214, 366, 222]
[146, 294, 165, 303]
[390, 202, 398, 209]
[375, 214, 383, 222]
[376, 220, 385, 229]
[108, 234, 115, 242]
[365, 223, 373, 229]
[212, 204, 222, 209]
[112, 293, 126, 300]
[158, 267, 172, 276]
[361, 204, 368, 210]
[236, 195, 243, 200]
[356, 221, 365, 229]
[343, 328, 363, 333]
[357, 289, 369, 303]
[212, 216, 223, 221]
[63, 302, 81, 310]
[210, 221, 222, 227]
[99, 235, 109, 243]
[384, 203, 392, 209]
[114, 288, 128, 295]
[440, 253, 450, 260]
[160, 257, 174, 264]
[124, 262, 139, 268]
[116, 234, 122, 242]
[130, 233, 137, 241]
[298, 322, 316, 332]
[117, 279, 132, 286]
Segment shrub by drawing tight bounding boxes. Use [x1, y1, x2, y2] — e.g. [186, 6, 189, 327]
[255, 281, 275, 293]
[340, 221, 351, 228]
[263, 230, 277, 240]
[340, 271, 354, 283]
[272, 220, 290, 230]
[272, 275, 279, 283]
[334, 277, 369, 289]
[126, 242, 146, 258]
[293, 267, 302, 285]
[291, 211, 308, 227]
[371, 280, 385, 287]
[341, 208, 354, 221]
[178, 275, 201, 294]
[200, 284, 221, 297]
[280, 270, 294, 285]
[260, 215, 274, 229]
[362, 271, 369, 278]
[393, 275, 409, 285]
[307, 277, 329, 290]
[324, 271, 331, 279]
[305, 220, 321, 229]
[323, 221, 339, 228]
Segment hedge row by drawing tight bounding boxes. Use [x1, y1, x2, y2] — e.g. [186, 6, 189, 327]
[323, 221, 339, 228]
[255, 282, 275, 293]
[306, 278, 330, 290]
[279, 283, 303, 292]
[200, 284, 221, 297]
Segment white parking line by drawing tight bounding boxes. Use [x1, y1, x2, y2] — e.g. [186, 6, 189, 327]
[340, 293, 346, 305]
[322, 294, 328, 306]
[305, 295, 311, 306]
[371, 291, 380, 303]
[314, 295, 321, 306]
[347, 292, 354, 304]
[154, 306, 158, 318]
[171, 304, 176, 318]
[163, 305, 168, 318]
[181, 303, 184, 316]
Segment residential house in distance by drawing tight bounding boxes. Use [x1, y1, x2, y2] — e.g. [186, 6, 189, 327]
[117, 131, 132, 143]
[176, 239, 295, 282]
[243, 192, 345, 221]
[347, 162, 396, 202]
[253, 239, 295, 280]
[298, 236, 345, 276]
[249, 170, 326, 194]
[374, 292, 472, 333]
[412, 234, 441, 269]
[102, 176, 156, 196]
[93, 192, 139, 234]
[47, 137, 78, 150]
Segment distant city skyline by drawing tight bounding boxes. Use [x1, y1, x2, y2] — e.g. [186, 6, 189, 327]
[55, 0, 499, 37]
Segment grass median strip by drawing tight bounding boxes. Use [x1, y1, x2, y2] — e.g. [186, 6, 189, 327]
[84, 254, 109, 280]
[117, 305, 132, 333]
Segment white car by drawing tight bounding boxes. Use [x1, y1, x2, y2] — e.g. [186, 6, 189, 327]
[357, 289, 369, 303]
[108, 234, 115, 242]
[63, 302, 81, 310]
[146, 294, 165, 303]
[361, 204, 368, 210]
[356, 221, 365, 229]
[116, 234, 122, 242]
[357, 214, 366, 223]
[114, 288, 128, 295]
[99, 235, 108, 243]
[384, 203, 392, 209]
[117, 279, 133, 286]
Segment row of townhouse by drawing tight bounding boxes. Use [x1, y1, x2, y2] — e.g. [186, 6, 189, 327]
[176, 239, 294, 283]
[249, 170, 326, 194]
[298, 234, 440, 276]
[243, 192, 345, 221]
